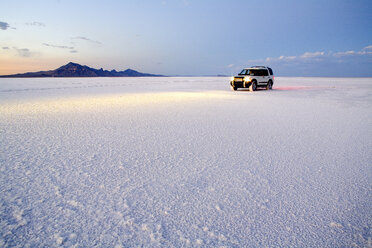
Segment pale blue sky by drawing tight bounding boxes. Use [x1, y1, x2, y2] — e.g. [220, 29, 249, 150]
[1, 0, 371, 76]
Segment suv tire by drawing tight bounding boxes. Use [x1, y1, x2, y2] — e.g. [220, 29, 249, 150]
[249, 81, 257, 92]
[266, 80, 273, 90]
[231, 86, 237, 91]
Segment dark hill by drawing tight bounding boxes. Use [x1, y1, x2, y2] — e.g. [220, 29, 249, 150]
[0, 62, 162, 77]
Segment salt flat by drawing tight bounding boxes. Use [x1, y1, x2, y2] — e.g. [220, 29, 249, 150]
[0, 77, 371, 247]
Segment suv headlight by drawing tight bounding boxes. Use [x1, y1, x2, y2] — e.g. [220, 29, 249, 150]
[230, 77, 234, 81]
[244, 76, 251, 82]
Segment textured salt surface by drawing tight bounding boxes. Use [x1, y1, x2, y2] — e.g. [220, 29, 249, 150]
[0, 77, 371, 247]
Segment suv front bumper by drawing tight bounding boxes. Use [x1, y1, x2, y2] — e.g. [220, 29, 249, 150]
[230, 81, 252, 88]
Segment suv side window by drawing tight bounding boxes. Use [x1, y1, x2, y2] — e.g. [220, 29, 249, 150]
[263, 69, 269, 76]
[268, 68, 273, 75]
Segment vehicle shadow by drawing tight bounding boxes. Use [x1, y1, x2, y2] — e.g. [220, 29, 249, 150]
[235, 88, 269, 92]
[234, 86, 334, 92]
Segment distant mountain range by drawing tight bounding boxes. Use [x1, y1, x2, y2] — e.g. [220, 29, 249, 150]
[0, 62, 163, 77]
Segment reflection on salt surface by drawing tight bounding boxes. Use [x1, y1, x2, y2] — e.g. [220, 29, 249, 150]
[274, 86, 335, 91]
[0, 91, 232, 115]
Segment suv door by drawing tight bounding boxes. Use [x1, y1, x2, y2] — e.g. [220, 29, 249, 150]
[261, 69, 269, 84]
[257, 69, 266, 85]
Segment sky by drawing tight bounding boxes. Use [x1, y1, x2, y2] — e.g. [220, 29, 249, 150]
[1, 0, 371, 76]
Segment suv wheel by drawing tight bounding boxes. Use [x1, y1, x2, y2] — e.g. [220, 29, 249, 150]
[249, 81, 257, 92]
[266, 80, 273, 90]
[231, 86, 237, 91]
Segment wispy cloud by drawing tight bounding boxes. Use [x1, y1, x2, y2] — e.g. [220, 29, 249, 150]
[333, 45, 372, 57]
[333, 50, 356, 57]
[264, 51, 326, 63]
[43, 43, 74, 50]
[71, 36, 102, 45]
[25, 21, 46, 27]
[0, 21, 10, 30]
[249, 45, 372, 64]
[13, 47, 33, 57]
[2, 47, 9, 50]
[239, 45, 372, 76]
[300, 51, 325, 59]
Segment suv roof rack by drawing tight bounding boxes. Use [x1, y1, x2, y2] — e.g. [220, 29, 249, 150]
[250, 66, 267, 68]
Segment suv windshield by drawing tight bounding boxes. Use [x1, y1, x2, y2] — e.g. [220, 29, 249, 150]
[239, 69, 260, 76]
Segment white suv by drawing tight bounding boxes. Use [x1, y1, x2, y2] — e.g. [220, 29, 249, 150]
[230, 66, 274, 91]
